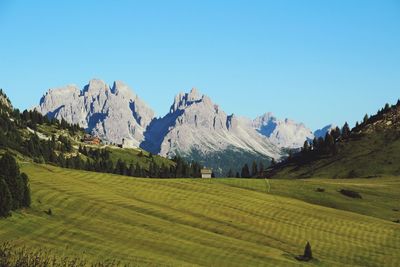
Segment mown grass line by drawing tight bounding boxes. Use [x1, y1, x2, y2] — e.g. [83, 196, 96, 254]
[0, 163, 398, 266]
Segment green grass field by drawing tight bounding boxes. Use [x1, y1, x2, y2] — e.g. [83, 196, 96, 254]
[0, 164, 399, 266]
[107, 147, 175, 170]
[271, 129, 400, 179]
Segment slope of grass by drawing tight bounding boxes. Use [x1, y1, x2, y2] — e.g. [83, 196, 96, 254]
[107, 147, 175, 169]
[215, 177, 400, 222]
[0, 164, 399, 266]
[271, 129, 400, 179]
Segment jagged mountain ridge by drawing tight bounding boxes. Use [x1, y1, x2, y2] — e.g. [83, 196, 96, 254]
[35, 79, 154, 147]
[314, 124, 336, 139]
[36, 79, 332, 175]
[142, 88, 282, 160]
[252, 112, 314, 149]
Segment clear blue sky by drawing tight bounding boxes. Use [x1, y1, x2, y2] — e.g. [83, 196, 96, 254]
[0, 0, 399, 130]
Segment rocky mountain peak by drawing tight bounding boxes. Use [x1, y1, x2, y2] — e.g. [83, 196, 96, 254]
[314, 124, 336, 139]
[253, 113, 314, 148]
[36, 79, 155, 147]
[82, 79, 109, 96]
[111, 80, 137, 99]
[170, 88, 204, 113]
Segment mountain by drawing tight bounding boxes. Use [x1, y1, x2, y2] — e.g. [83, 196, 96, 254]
[314, 124, 336, 139]
[252, 113, 314, 148]
[36, 80, 322, 176]
[142, 88, 283, 175]
[268, 101, 400, 178]
[0, 89, 12, 110]
[35, 79, 155, 147]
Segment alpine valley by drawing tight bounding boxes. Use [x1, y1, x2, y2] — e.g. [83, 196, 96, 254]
[36, 79, 332, 176]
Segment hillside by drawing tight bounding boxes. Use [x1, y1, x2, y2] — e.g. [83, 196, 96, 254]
[36, 81, 337, 176]
[0, 163, 399, 266]
[0, 88, 182, 177]
[269, 101, 400, 178]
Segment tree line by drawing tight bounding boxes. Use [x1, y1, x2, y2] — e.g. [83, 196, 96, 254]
[0, 153, 31, 217]
[1, 90, 203, 178]
[77, 146, 203, 178]
[227, 160, 266, 178]
[237, 99, 400, 177]
[272, 99, 400, 169]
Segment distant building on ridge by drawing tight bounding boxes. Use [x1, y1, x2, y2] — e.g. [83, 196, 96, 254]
[83, 134, 101, 145]
[120, 138, 136, 149]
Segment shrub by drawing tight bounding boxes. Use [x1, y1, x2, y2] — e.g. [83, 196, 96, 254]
[295, 242, 313, 262]
[46, 208, 53, 216]
[339, 189, 362, 199]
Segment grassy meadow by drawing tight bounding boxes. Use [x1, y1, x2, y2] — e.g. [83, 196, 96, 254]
[0, 163, 399, 266]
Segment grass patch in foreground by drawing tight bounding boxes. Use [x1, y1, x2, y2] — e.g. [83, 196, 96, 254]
[0, 163, 398, 266]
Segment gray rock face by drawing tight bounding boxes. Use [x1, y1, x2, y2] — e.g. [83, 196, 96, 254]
[36, 81, 325, 164]
[314, 124, 337, 139]
[253, 113, 314, 149]
[142, 88, 283, 159]
[35, 79, 155, 147]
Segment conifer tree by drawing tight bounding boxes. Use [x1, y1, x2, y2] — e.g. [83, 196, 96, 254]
[241, 164, 250, 178]
[332, 127, 341, 140]
[363, 114, 369, 124]
[312, 137, 318, 150]
[341, 122, 351, 139]
[134, 163, 142, 177]
[251, 161, 258, 177]
[0, 179, 12, 217]
[324, 133, 334, 152]
[304, 242, 313, 260]
[317, 137, 324, 150]
[20, 173, 31, 208]
[302, 141, 310, 153]
[0, 152, 23, 209]
[128, 164, 135, 177]
[258, 162, 264, 177]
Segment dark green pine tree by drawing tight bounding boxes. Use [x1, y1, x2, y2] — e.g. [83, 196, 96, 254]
[324, 133, 335, 153]
[20, 173, 31, 208]
[302, 140, 310, 153]
[115, 159, 127, 175]
[258, 162, 264, 177]
[0, 179, 12, 217]
[134, 163, 142, 177]
[332, 127, 341, 140]
[251, 161, 258, 177]
[312, 137, 318, 150]
[227, 169, 234, 178]
[363, 114, 369, 124]
[341, 122, 351, 139]
[0, 152, 23, 209]
[317, 137, 325, 150]
[304, 242, 313, 260]
[241, 164, 250, 178]
[128, 164, 135, 177]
